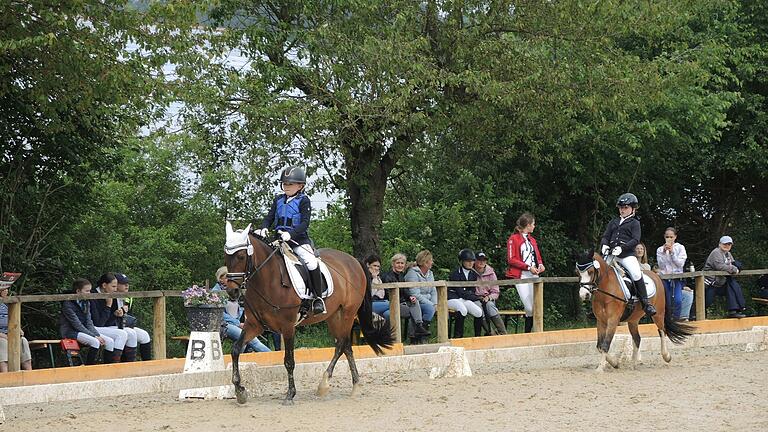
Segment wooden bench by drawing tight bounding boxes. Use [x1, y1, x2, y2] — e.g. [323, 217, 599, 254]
[752, 297, 768, 306]
[498, 310, 526, 333]
[28, 339, 62, 368]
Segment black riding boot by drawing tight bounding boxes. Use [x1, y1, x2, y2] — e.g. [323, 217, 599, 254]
[490, 315, 507, 335]
[309, 267, 326, 315]
[122, 346, 137, 362]
[473, 317, 485, 337]
[139, 342, 153, 361]
[84, 347, 99, 365]
[634, 278, 657, 316]
[453, 314, 466, 338]
[524, 316, 534, 333]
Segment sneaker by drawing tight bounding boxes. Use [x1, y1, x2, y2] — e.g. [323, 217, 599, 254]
[727, 311, 746, 319]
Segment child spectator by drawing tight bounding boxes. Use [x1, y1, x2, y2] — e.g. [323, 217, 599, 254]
[89, 273, 130, 363]
[0, 283, 33, 371]
[448, 249, 483, 338]
[115, 273, 152, 360]
[473, 251, 506, 335]
[507, 212, 547, 332]
[59, 278, 115, 365]
[655, 227, 688, 319]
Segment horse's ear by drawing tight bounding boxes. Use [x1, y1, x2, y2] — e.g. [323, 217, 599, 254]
[226, 221, 233, 236]
[244, 223, 252, 234]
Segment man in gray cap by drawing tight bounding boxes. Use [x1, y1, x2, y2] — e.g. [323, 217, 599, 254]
[703, 235, 746, 318]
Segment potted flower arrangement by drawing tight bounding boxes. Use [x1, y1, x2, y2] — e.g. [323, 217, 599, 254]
[181, 285, 227, 332]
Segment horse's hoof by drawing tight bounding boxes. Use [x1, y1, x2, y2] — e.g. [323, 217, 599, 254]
[662, 352, 672, 363]
[235, 388, 248, 405]
[317, 371, 330, 397]
[350, 383, 361, 397]
[606, 355, 620, 369]
[282, 398, 295, 406]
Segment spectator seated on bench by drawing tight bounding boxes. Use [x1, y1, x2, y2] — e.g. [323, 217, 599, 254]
[703, 237, 747, 318]
[1, 281, 32, 371]
[473, 251, 507, 335]
[211, 267, 271, 353]
[60, 278, 115, 365]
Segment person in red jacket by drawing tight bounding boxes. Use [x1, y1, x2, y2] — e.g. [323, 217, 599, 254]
[506, 212, 545, 333]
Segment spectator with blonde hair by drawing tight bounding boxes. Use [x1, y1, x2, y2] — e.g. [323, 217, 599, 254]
[381, 253, 430, 343]
[404, 250, 437, 343]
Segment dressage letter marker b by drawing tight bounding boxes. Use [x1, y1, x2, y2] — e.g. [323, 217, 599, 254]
[179, 331, 234, 400]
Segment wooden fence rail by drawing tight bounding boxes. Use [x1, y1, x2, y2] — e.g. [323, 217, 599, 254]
[1, 269, 766, 371]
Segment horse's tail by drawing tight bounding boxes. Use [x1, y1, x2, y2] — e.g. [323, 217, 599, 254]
[664, 306, 695, 344]
[357, 260, 395, 355]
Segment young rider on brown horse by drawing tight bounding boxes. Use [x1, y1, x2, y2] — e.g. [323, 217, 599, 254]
[600, 193, 656, 316]
[253, 166, 326, 315]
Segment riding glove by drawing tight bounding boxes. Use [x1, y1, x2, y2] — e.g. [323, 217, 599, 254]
[611, 246, 622, 256]
[279, 231, 291, 242]
[254, 228, 268, 238]
[601, 245, 610, 255]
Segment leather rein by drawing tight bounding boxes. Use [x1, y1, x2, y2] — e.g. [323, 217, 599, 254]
[576, 258, 628, 304]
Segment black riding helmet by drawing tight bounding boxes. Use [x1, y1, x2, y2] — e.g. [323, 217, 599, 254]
[616, 192, 638, 208]
[280, 166, 306, 184]
[458, 248, 476, 261]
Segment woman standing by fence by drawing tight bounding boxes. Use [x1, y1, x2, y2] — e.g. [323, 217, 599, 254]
[506, 213, 545, 333]
[656, 227, 687, 319]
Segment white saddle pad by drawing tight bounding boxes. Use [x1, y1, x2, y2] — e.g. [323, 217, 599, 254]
[612, 267, 657, 302]
[282, 253, 334, 300]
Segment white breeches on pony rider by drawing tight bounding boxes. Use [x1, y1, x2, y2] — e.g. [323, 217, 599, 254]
[516, 270, 537, 317]
[77, 332, 114, 351]
[616, 255, 642, 281]
[293, 244, 318, 271]
[447, 298, 484, 317]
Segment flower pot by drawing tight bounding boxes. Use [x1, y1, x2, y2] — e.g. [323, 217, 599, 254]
[185, 306, 224, 332]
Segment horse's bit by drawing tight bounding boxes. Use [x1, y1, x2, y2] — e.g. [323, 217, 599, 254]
[576, 258, 628, 303]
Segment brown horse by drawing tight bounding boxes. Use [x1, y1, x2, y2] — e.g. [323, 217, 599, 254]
[224, 222, 394, 404]
[575, 250, 693, 371]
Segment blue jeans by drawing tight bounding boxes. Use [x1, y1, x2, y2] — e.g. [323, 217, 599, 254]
[372, 300, 390, 317]
[225, 324, 271, 353]
[680, 289, 694, 320]
[663, 279, 684, 319]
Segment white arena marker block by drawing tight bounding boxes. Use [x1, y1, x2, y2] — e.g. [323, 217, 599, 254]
[430, 346, 472, 379]
[178, 331, 235, 400]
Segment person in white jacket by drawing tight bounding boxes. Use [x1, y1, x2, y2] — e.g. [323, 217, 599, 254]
[656, 227, 687, 319]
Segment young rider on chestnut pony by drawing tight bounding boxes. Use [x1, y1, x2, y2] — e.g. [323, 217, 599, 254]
[600, 193, 657, 316]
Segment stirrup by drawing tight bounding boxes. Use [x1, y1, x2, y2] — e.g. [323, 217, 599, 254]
[643, 302, 657, 316]
[312, 297, 327, 315]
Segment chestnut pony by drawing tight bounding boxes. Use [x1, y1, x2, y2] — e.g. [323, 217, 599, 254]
[224, 222, 394, 404]
[576, 250, 693, 370]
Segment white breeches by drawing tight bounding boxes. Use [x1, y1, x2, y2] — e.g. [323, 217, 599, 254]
[293, 244, 318, 270]
[447, 299, 484, 317]
[516, 270, 536, 317]
[77, 332, 114, 351]
[95, 327, 128, 350]
[616, 255, 642, 281]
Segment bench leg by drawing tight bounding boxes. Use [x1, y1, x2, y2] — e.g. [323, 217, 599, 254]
[48, 345, 56, 368]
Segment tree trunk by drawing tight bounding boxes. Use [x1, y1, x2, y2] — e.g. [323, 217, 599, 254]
[344, 143, 392, 261]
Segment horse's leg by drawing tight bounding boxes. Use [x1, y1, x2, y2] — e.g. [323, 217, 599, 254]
[601, 310, 622, 369]
[282, 332, 297, 405]
[652, 312, 672, 363]
[317, 338, 344, 398]
[233, 321, 262, 404]
[342, 336, 361, 396]
[318, 309, 353, 397]
[627, 317, 642, 369]
[595, 317, 610, 372]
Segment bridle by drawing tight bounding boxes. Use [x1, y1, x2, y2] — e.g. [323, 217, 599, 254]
[576, 256, 628, 304]
[224, 234, 297, 311]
